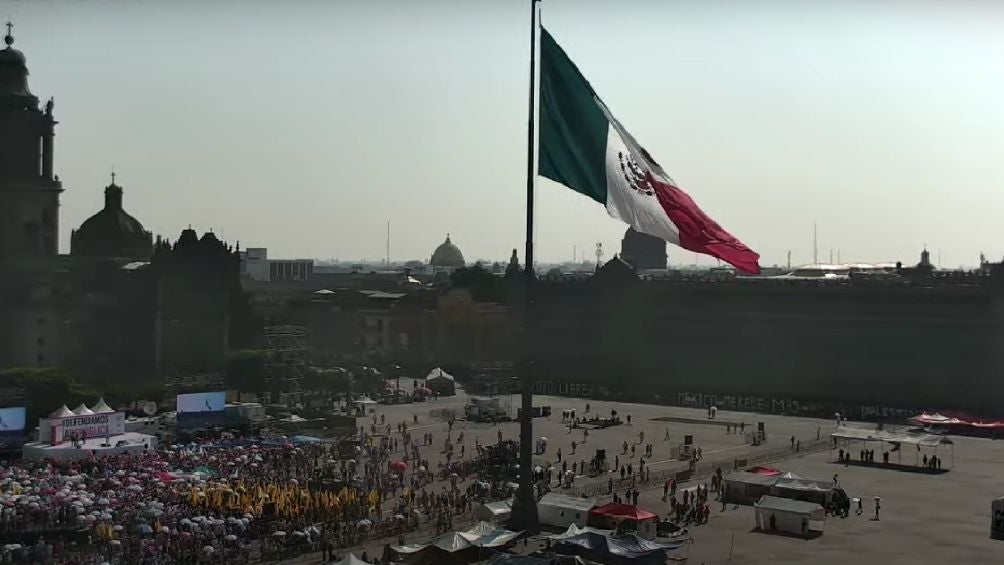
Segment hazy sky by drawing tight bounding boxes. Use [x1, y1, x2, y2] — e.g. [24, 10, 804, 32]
[9, 0, 1004, 267]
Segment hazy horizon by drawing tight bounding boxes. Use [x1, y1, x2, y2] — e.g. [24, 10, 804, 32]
[9, 0, 1004, 268]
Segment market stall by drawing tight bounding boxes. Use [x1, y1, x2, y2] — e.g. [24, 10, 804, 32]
[587, 503, 658, 539]
[754, 495, 825, 538]
[538, 493, 597, 529]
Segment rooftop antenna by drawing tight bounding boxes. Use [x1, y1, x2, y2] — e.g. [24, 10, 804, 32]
[573, 244, 576, 264]
[813, 221, 818, 264]
[385, 221, 390, 266]
[594, 242, 603, 267]
[787, 250, 791, 269]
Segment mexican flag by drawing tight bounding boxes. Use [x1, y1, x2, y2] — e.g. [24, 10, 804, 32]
[538, 27, 761, 274]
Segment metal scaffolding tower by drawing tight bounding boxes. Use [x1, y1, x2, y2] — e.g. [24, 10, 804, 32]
[263, 325, 309, 406]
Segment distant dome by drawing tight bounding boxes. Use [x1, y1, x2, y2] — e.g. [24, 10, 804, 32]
[71, 180, 153, 259]
[431, 234, 465, 268]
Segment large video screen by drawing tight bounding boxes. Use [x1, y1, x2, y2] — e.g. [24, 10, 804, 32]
[0, 407, 27, 451]
[176, 392, 226, 430]
[177, 391, 226, 413]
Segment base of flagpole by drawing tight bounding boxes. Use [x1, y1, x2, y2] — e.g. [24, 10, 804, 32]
[509, 494, 540, 533]
[508, 386, 539, 532]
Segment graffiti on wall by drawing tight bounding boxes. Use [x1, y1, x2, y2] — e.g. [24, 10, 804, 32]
[677, 392, 801, 414]
[532, 380, 611, 398]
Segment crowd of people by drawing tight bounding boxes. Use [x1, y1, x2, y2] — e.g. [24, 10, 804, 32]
[0, 410, 549, 565]
[0, 394, 867, 563]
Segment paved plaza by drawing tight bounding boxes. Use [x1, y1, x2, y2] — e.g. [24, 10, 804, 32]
[318, 387, 1002, 564]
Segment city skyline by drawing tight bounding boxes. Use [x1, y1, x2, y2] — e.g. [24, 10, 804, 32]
[8, 0, 1004, 268]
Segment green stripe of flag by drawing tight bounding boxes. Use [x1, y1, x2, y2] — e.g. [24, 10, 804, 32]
[538, 27, 609, 205]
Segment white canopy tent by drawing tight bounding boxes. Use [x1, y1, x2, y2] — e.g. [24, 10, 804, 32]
[391, 521, 521, 555]
[333, 554, 371, 565]
[474, 500, 512, 523]
[49, 405, 74, 418]
[830, 428, 954, 468]
[91, 398, 115, 414]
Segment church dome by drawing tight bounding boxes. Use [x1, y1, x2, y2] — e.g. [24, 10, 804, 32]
[0, 25, 35, 102]
[431, 234, 465, 268]
[71, 178, 154, 259]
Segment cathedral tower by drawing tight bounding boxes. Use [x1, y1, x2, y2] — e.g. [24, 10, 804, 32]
[0, 23, 62, 268]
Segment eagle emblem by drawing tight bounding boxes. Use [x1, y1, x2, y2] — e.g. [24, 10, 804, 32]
[617, 151, 655, 197]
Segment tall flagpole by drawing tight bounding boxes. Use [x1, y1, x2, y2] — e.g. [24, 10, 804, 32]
[511, 0, 541, 532]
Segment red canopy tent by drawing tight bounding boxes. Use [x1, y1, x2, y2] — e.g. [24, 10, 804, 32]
[590, 503, 658, 521]
[746, 466, 782, 476]
[587, 503, 659, 538]
[911, 412, 1004, 430]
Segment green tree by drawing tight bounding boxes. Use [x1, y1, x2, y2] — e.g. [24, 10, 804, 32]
[0, 367, 99, 423]
[303, 368, 352, 394]
[226, 349, 271, 393]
